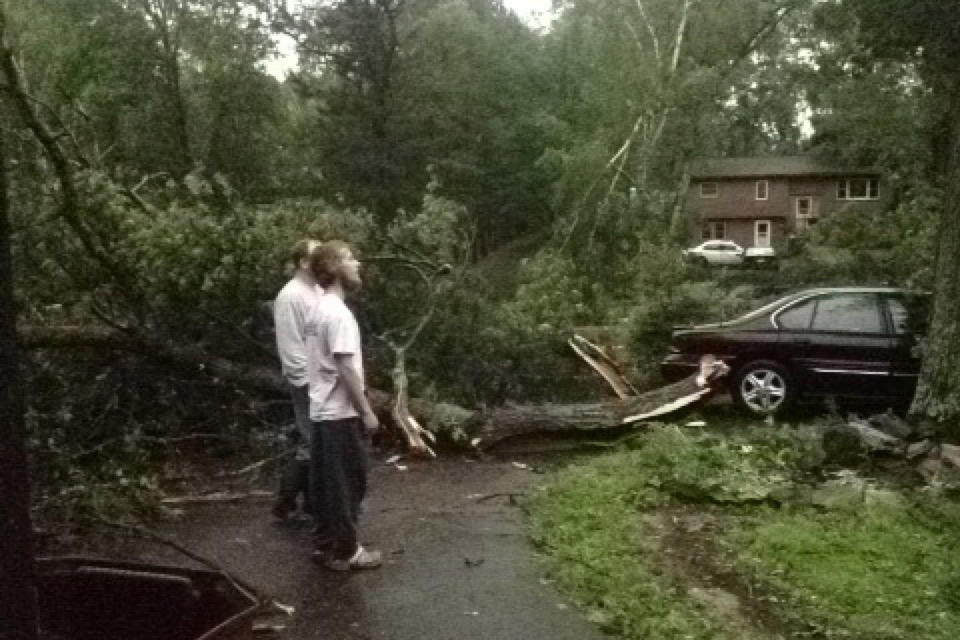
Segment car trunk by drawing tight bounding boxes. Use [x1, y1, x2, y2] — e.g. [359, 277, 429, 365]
[35, 557, 262, 640]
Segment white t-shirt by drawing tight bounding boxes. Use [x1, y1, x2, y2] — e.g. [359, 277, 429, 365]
[273, 273, 323, 387]
[306, 293, 365, 421]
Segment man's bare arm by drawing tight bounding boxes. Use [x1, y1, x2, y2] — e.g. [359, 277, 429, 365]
[334, 353, 378, 431]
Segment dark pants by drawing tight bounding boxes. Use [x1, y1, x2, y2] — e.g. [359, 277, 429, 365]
[276, 459, 310, 512]
[276, 383, 312, 512]
[310, 417, 368, 560]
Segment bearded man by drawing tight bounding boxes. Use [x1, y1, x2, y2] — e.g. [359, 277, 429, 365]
[305, 241, 382, 571]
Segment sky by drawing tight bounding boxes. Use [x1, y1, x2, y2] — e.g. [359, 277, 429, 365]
[503, 0, 556, 27]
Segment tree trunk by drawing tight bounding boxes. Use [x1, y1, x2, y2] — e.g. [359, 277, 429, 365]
[909, 72, 960, 421]
[0, 114, 39, 639]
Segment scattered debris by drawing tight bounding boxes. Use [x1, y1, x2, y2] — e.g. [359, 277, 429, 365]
[470, 492, 524, 504]
[687, 587, 743, 623]
[906, 439, 936, 460]
[811, 477, 867, 510]
[941, 443, 960, 468]
[253, 623, 286, 636]
[161, 490, 273, 505]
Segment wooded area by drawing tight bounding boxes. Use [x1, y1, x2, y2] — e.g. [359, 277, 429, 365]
[2, 1, 960, 637]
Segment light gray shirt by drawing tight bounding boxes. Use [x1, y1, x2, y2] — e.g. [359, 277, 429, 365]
[273, 273, 323, 387]
[306, 293, 365, 421]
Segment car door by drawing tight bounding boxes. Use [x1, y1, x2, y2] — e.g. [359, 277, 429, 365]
[883, 293, 929, 401]
[776, 292, 894, 398]
[716, 241, 743, 265]
[700, 241, 726, 264]
[697, 242, 719, 263]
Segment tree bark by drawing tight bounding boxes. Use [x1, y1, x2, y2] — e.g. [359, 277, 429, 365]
[466, 367, 720, 448]
[909, 72, 960, 421]
[0, 104, 39, 638]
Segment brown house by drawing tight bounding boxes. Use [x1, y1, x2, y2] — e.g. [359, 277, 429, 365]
[686, 156, 886, 250]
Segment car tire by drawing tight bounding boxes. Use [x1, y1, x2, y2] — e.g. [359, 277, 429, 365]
[732, 360, 794, 417]
[696, 256, 709, 267]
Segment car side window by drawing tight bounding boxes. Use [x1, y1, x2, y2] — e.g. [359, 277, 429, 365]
[811, 294, 883, 333]
[777, 299, 816, 329]
[886, 297, 910, 335]
[886, 295, 930, 336]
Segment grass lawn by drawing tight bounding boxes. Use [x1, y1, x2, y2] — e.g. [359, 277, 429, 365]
[735, 501, 960, 639]
[527, 424, 960, 640]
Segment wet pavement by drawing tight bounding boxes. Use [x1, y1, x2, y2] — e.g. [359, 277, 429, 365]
[141, 456, 606, 640]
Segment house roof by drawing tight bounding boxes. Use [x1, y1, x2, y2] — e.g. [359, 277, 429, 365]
[690, 156, 881, 180]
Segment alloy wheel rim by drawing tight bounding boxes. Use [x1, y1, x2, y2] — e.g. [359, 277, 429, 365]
[741, 369, 786, 414]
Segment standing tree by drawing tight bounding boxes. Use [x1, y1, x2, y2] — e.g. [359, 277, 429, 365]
[842, 0, 960, 420]
[0, 11, 38, 638]
[279, 0, 412, 223]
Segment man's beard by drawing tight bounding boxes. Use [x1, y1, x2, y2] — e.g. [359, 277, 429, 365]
[342, 272, 362, 292]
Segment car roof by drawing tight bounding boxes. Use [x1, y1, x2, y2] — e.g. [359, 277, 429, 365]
[787, 286, 920, 297]
[728, 286, 923, 325]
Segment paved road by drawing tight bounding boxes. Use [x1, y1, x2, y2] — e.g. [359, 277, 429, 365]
[146, 456, 606, 640]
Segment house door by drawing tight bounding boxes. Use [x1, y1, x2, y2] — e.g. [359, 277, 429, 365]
[795, 197, 817, 230]
[754, 220, 772, 248]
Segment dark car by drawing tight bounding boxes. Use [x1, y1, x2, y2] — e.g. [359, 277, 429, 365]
[660, 287, 930, 416]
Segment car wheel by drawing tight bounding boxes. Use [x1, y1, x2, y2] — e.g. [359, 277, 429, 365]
[697, 256, 709, 267]
[732, 360, 794, 417]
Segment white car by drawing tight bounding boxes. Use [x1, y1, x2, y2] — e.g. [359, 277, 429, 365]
[683, 241, 778, 269]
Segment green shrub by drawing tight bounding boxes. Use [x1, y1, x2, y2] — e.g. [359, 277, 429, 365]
[626, 279, 758, 383]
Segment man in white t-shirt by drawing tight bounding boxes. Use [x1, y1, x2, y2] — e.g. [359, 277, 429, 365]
[305, 241, 382, 571]
[271, 239, 323, 520]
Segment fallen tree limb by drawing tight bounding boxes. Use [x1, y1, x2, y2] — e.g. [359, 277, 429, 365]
[568, 334, 637, 399]
[19, 325, 286, 393]
[95, 516, 291, 617]
[20, 324, 729, 451]
[465, 358, 729, 449]
[161, 490, 273, 506]
[218, 454, 288, 478]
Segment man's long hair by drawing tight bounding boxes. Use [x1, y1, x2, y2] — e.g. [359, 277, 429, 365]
[309, 240, 350, 288]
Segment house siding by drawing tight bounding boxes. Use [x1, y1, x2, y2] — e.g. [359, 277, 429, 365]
[687, 169, 886, 249]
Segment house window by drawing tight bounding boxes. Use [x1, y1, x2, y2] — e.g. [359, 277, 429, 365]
[700, 182, 718, 198]
[795, 197, 818, 231]
[756, 180, 769, 200]
[837, 178, 880, 200]
[701, 221, 727, 240]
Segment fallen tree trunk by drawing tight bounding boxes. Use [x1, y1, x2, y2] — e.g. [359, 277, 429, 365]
[465, 359, 727, 448]
[20, 325, 286, 393]
[20, 325, 727, 451]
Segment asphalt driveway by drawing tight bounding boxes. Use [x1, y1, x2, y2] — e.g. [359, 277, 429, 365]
[140, 456, 606, 640]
